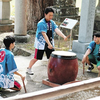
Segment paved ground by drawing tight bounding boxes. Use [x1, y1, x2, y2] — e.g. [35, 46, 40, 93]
[0, 55, 51, 98]
[0, 54, 100, 100]
[0, 32, 100, 100]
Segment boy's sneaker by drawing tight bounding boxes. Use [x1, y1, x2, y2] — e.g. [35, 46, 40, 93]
[26, 68, 34, 75]
[87, 64, 94, 72]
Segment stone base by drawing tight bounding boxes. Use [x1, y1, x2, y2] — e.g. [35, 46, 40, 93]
[72, 40, 90, 60]
[14, 34, 30, 43]
[0, 19, 13, 24]
[0, 24, 14, 32]
[74, 53, 84, 60]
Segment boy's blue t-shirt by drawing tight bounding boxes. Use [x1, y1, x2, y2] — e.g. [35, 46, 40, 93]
[34, 18, 58, 50]
[87, 41, 100, 58]
[0, 48, 18, 88]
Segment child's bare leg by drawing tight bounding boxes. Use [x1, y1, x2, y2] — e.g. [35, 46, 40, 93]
[28, 58, 38, 69]
[26, 58, 38, 75]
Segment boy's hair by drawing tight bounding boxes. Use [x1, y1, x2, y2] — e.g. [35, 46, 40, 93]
[93, 33, 100, 37]
[3, 36, 15, 49]
[44, 7, 54, 14]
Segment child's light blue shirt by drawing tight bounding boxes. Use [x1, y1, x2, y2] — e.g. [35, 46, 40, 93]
[0, 48, 18, 88]
[34, 18, 58, 50]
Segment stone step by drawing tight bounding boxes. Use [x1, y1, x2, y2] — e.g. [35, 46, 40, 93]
[0, 24, 14, 32]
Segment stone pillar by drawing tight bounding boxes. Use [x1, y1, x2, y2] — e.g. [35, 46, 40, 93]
[94, 0, 100, 32]
[14, 0, 30, 43]
[72, 0, 96, 60]
[0, 0, 14, 32]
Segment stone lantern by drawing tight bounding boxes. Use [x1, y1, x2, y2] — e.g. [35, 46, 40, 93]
[0, 0, 14, 32]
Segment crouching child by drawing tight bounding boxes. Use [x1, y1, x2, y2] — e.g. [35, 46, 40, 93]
[0, 36, 25, 91]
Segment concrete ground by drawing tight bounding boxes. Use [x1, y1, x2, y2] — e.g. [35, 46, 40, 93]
[0, 55, 51, 98]
[0, 32, 100, 100]
[0, 54, 100, 100]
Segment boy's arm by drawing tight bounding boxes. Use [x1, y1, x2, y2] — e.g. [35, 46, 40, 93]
[55, 28, 70, 41]
[82, 49, 91, 64]
[42, 32, 53, 49]
[14, 71, 25, 82]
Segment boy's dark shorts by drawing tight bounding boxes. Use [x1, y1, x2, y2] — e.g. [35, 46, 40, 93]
[88, 54, 100, 67]
[34, 48, 54, 60]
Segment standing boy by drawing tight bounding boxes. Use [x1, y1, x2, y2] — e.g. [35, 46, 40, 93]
[26, 7, 70, 75]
